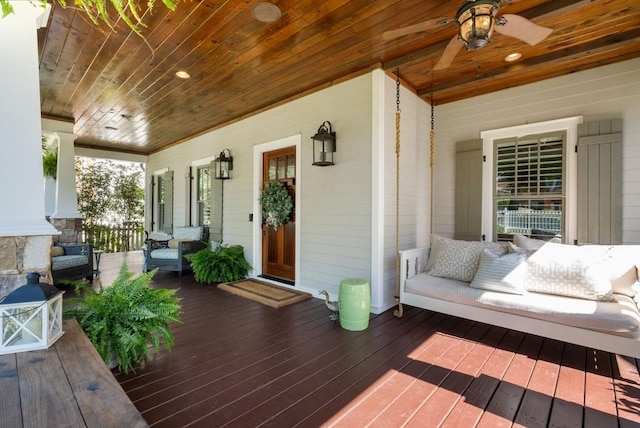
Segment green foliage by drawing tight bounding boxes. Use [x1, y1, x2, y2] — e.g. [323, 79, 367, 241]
[63, 263, 181, 374]
[77, 160, 113, 227]
[259, 180, 293, 230]
[76, 159, 144, 228]
[0, 0, 176, 35]
[112, 164, 145, 223]
[186, 244, 252, 284]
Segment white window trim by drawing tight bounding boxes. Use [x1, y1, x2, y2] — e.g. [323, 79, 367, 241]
[151, 168, 169, 233]
[480, 116, 583, 243]
[191, 157, 216, 226]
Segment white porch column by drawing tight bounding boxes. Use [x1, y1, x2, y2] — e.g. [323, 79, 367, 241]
[51, 131, 82, 219]
[0, 3, 57, 297]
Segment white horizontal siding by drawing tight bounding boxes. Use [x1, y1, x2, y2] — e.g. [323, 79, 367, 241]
[147, 73, 376, 300]
[433, 58, 640, 244]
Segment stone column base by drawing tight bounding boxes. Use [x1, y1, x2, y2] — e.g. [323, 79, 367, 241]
[51, 218, 83, 244]
[0, 235, 53, 299]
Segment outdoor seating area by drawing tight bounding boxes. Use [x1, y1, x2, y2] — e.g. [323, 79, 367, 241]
[51, 243, 94, 285]
[83, 252, 640, 427]
[144, 226, 208, 276]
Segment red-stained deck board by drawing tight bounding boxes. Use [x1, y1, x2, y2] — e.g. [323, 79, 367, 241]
[83, 252, 640, 428]
[548, 343, 586, 428]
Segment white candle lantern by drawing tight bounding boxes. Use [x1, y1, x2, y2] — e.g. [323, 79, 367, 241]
[0, 273, 64, 355]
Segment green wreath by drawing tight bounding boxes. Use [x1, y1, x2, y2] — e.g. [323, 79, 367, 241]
[259, 181, 293, 230]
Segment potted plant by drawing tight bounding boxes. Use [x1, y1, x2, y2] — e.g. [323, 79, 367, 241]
[185, 243, 252, 284]
[63, 263, 181, 374]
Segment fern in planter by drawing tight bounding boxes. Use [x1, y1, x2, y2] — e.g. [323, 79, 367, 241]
[186, 244, 252, 283]
[63, 263, 181, 374]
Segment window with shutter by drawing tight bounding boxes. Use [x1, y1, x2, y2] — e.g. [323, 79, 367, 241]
[494, 132, 565, 241]
[196, 165, 211, 227]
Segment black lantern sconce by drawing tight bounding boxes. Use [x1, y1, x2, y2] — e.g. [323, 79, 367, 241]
[214, 149, 233, 180]
[311, 121, 336, 166]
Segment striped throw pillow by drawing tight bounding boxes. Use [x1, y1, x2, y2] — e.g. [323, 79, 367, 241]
[470, 249, 527, 295]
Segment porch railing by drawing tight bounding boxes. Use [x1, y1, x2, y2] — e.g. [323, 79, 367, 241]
[83, 222, 145, 253]
[496, 209, 562, 235]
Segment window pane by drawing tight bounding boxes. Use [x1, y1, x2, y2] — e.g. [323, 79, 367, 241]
[196, 166, 211, 226]
[287, 155, 295, 178]
[277, 156, 286, 179]
[494, 133, 564, 241]
[268, 158, 277, 180]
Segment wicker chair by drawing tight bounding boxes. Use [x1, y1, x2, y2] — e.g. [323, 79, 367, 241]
[144, 226, 208, 276]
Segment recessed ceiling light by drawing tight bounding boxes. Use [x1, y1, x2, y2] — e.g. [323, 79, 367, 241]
[504, 52, 522, 62]
[175, 70, 191, 79]
[252, 2, 281, 23]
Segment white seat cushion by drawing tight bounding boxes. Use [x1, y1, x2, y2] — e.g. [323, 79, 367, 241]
[173, 226, 203, 240]
[51, 255, 89, 271]
[150, 248, 180, 260]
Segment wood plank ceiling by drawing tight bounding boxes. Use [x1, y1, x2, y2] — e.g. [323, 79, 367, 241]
[37, 0, 640, 155]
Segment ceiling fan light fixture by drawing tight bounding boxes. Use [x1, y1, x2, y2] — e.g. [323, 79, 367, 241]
[456, 0, 500, 51]
[175, 70, 190, 79]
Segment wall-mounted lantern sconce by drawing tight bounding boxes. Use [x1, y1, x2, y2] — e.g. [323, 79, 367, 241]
[311, 121, 336, 166]
[214, 149, 233, 180]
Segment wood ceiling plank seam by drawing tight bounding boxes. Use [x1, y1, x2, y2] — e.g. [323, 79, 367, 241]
[423, 39, 640, 105]
[39, 7, 95, 116]
[75, 1, 248, 140]
[423, 44, 640, 104]
[124, 0, 348, 119]
[138, 0, 404, 122]
[407, 4, 640, 100]
[119, 0, 359, 147]
[38, 0, 640, 153]
[68, 5, 180, 134]
[381, 0, 596, 80]
[38, 8, 77, 116]
[144, 65, 377, 154]
[74, 0, 536, 149]
[58, 12, 130, 112]
[72, 2, 211, 135]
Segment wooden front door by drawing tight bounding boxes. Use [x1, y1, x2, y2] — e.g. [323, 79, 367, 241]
[262, 147, 296, 282]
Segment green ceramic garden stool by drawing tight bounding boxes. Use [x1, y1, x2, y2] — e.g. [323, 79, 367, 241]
[338, 278, 371, 331]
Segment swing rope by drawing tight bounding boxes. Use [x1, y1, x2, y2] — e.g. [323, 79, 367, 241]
[393, 71, 404, 319]
[430, 94, 435, 233]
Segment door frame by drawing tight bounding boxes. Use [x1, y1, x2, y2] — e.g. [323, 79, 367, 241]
[252, 134, 302, 284]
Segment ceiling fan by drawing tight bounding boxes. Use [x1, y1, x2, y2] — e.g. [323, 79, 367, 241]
[383, 0, 553, 70]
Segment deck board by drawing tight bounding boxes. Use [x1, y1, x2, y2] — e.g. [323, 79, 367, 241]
[90, 251, 640, 428]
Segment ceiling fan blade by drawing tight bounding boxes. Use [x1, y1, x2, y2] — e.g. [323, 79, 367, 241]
[382, 17, 452, 41]
[433, 37, 465, 70]
[495, 14, 553, 46]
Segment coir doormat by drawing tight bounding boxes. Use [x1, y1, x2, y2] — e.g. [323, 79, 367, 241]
[217, 278, 311, 308]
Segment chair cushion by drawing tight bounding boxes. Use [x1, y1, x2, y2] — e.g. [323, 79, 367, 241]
[150, 248, 180, 260]
[51, 255, 89, 271]
[173, 226, 203, 240]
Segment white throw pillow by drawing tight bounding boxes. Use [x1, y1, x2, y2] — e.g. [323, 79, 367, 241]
[513, 234, 560, 251]
[428, 234, 508, 282]
[470, 250, 527, 295]
[523, 243, 614, 301]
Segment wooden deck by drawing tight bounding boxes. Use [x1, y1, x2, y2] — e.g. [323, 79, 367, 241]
[0, 318, 146, 427]
[85, 252, 640, 427]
